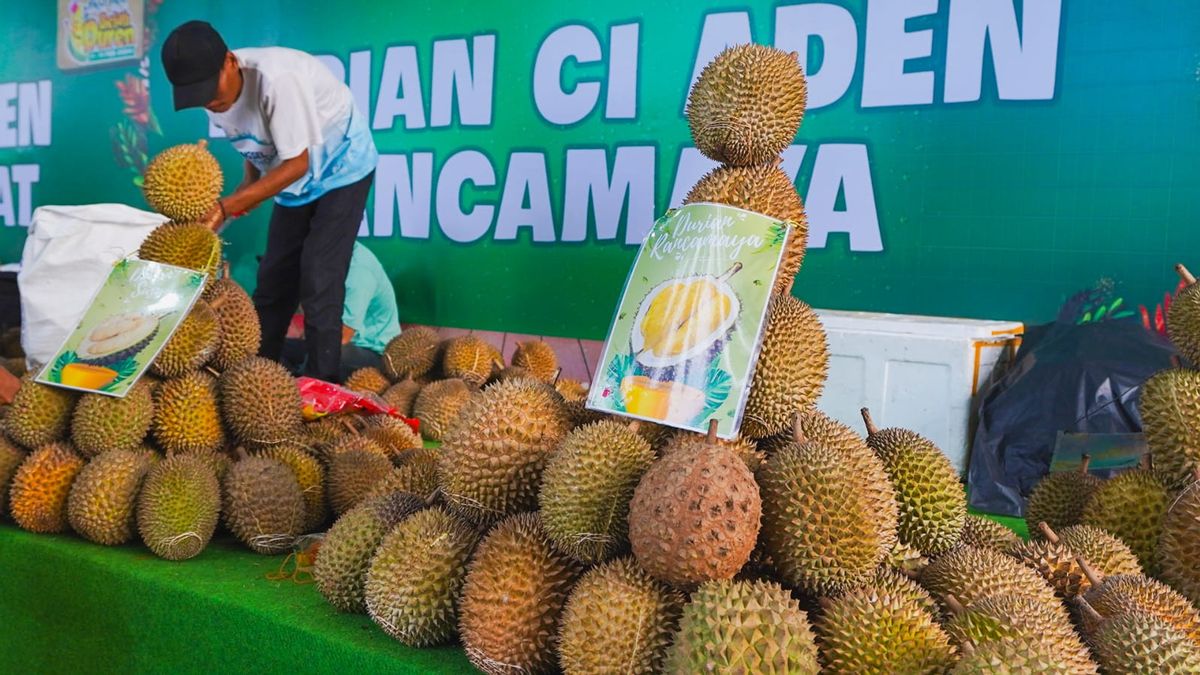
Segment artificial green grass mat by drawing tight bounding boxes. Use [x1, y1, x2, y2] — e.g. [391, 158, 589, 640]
[0, 524, 474, 674]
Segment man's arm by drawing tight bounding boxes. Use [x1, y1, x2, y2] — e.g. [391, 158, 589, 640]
[202, 151, 308, 231]
[238, 158, 261, 191]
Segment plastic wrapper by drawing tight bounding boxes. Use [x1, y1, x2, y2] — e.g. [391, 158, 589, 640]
[966, 317, 1177, 517]
[296, 376, 419, 434]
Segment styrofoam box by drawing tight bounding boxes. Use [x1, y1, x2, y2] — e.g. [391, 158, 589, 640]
[813, 309, 1023, 476]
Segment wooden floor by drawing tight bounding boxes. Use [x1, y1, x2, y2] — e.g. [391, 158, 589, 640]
[403, 323, 604, 385]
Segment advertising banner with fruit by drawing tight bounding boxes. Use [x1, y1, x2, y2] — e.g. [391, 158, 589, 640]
[56, 0, 145, 71]
[37, 258, 205, 396]
[589, 203, 786, 438]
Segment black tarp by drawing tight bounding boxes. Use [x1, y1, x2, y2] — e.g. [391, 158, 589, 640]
[966, 317, 1177, 516]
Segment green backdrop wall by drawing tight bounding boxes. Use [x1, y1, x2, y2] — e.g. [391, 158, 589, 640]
[0, 1, 1197, 339]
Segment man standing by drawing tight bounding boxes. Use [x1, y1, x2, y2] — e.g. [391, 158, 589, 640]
[160, 20, 378, 383]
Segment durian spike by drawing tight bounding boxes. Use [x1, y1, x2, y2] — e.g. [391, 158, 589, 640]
[860, 408, 879, 436]
[1177, 263, 1196, 286]
[1073, 596, 1105, 625]
[1078, 454, 1092, 475]
[1075, 555, 1104, 588]
[338, 417, 361, 436]
[959, 642, 977, 658]
[1038, 521, 1062, 544]
[771, 155, 784, 169]
[706, 419, 718, 443]
[943, 594, 967, 616]
[792, 412, 808, 445]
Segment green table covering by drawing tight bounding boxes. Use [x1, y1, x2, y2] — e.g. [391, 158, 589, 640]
[0, 524, 474, 674]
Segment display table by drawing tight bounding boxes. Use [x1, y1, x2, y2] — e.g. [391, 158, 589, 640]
[0, 524, 474, 674]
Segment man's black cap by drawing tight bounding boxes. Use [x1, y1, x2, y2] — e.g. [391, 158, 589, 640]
[161, 21, 228, 111]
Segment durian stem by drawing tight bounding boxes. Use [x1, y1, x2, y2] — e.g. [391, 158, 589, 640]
[791, 413, 808, 445]
[817, 597, 834, 611]
[719, 262, 744, 282]
[1078, 454, 1092, 475]
[1140, 452, 1153, 471]
[959, 642, 976, 658]
[1171, 355, 1183, 369]
[204, 366, 221, 378]
[234, 445, 249, 460]
[1038, 521, 1061, 544]
[552, 368, 563, 386]
[943, 594, 967, 616]
[627, 420, 642, 434]
[706, 419, 719, 443]
[860, 408, 879, 436]
[1074, 555, 1104, 588]
[1073, 596, 1105, 624]
[1177, 263, 1196, 286]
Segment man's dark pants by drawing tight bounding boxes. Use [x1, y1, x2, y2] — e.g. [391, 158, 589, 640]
[252, 171, 374, 383]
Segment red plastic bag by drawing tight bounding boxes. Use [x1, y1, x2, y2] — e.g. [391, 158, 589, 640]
[295, 376, 419, 434]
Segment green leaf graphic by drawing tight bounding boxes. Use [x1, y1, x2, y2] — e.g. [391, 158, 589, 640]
[694, 361, 733, 424]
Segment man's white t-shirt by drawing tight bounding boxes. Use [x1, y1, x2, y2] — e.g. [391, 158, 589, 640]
[206, 47, 377, 207]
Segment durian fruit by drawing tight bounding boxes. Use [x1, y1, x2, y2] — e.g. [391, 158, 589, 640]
[222, 455, 305, 554]
[70, 381, 154, 458]
[458, 513, 583, 674]
[919, 545, 1061, 614]
[686, 44, 806, 167]
[412, 379, 473, 442]
[887, 540, 930, 575]
[201, 278, 261, 371]
[8, 441, 85, 533]
[185, 447, 232, 483]
[1076, 560, 1200, 643]
[361, 419, 423, 460]
[958, 514, 1020, 552]
[150, 301, 220, 378]
[344, 367, 390, 395]
[438, 379, 572, 525]
[863, 409, 966, 556]
[364, 507, 480, 645]
[6, 378, 77, 450]
[152, 371, 225, 454]
[554, 378, 588, 402]
[0, 436, 28, 516]
[491, 365, 536, 386]
[1167, 264, 1200, 365]
[218, 357, 303, 446]
[757, 419, 895, 596]
[314, 490, 425, 613]
[1140, 368, 1200, 487]
[441, 335, 497, 388]
[368, 461, 438, 502]
[1077, 598, 1200, 675]
[942, 594, 1096, 673]
[1025, 455, 1103, 536]
[951, 638, 1076, 674]
[327, 433, 389, 460]
[141, 140, 223, 222]
[136, 453, 221, 560]
[254, 444, 327, 532]
[381, 327, 441, 380]
[137, 222, 222, 276]
[627, 428, 761, 586]
[380, 378, 422, 417]
[1008, 522, 1142, 598]
[659, 428, 765, 472]
[868, 565, 939, 618]
[510, 341, 558, 383]
[66, 448, 155, 545]
[327, 446, 392, 516]
[685, 164, 808, 296]
[817, 590, 957, 674]
[665, 578, 820, 675]
[741, 296, 828, 439]
[538, 419, 654, 563]
[1159, 473, 1200, 604]
[558, 556, 684, 675]
[1080, 466, 1170, 574]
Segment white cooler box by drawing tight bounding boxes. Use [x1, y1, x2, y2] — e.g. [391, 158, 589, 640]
[813, 310, 1023, 476]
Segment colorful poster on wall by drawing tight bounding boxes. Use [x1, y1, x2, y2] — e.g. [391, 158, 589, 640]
[56, 0, 144, 71]
[37, 258, 205, 397]
[588, 203, 788, 439]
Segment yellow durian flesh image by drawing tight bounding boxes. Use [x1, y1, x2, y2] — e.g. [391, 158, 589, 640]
[631, 263, 742, 369]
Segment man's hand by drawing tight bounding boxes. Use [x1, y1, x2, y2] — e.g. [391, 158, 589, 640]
[200, 200, 227, 232]
[0, 367, 21, 405]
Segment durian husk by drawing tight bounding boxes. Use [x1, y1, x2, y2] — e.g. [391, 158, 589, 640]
[510, 341, 558, 383]
[344, 367, 390, 395]
[218, 357, 303, 446]
[66, 448, 155, 545]
[412, 379, 473, 442]
[919, 545, 1061, 616]
[1159, 477, 1200, 605]
[558, 556, 684, 675]
[685, 163, 807, 296]
[957, 514, 1020, 552]
[1139, 367, 1200, 487]
[441, 336, 498, 388]
[1166, 265, 1200, 366]
[71, 380, 154, 458]
[6, 378, 77, 450]
[202, 278, 262, 372]
[943, 593, 1096, 674]
[151, 301, 220, 378]
[458, 513, 583, 674]
[1087, 607, 1200, 674]
[152, 371, 226, 454]
[327, 447, 393, 516]
[380, 378, 422, 417]
[136, 454, 220, 560]
[222, 455, 305, 555]
[665, 578, 820, 674]
[138, 222, 222, 277]
[658, 428, 765, 473]
[740, 296, 828, 439]
[1080, 467, 1170, 575]
[141, 140, 223, 223]
[1078, 568, 1200, 644]
[381, 328, 442, 380]
[0, 436, 29, 516]
[817, 589, 957, 674]
[1025, 457, 1103, 536]
[686, 43, 806, 167]
[8, 441, 85, 533]
[950, 637, 1077, 674]
[254, 443, 327, 532]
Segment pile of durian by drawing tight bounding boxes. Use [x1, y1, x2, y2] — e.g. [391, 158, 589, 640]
[1, 43, 1199, 675]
